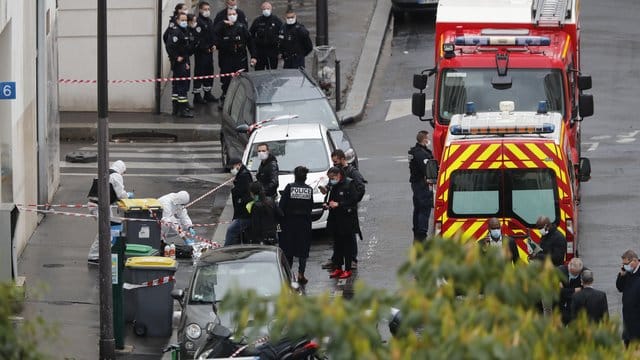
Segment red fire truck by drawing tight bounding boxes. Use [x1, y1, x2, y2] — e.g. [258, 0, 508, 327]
[411, 0, 594, 164]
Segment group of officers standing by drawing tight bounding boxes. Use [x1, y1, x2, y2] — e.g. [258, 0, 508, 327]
[164, 0, 314, 118]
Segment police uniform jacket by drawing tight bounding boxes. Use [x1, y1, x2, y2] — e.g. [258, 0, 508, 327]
[408, 142, 434, 184]
[213, 21, 255, 67]
[278, 23, 313, 59]
[250, 14, 283, 49]
[165, 25, 192, 66]
[326, 178, 359, 235]
[256, 155, 279, 198]
[213, 8, 248, 27]
[195, 16, 216, 53]
[231, 166, 253, 219]
[279, 181, 313, 258]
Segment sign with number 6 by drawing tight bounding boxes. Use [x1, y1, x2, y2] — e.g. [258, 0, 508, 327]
[0, 82, 16, 100]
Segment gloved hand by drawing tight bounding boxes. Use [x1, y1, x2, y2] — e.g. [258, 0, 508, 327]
[127, 191, 135, 199]
[189, 228, 196, 237]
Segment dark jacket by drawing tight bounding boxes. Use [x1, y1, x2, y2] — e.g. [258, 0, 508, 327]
[165, 25, 192, 66]
[616, 268, 640, 341]
[539, 226, 567, 266]
[256, 155, 279, 198]
[341, 164, 366, 202]
[408, 143, 434, 184]
[249, 196, 281, 245]
[279, 181, 313, 258]
[231, 166, 253, 219]
[250, 14, 283, 49]
[558, 264, 588, 324]
[278, 23, 313, 58]
[195, 15, 216, 53]
[213, 20, 255, 70]
[571, 286, 609, 323]
[326, 178, 359, 235]
[213, 8, 248, 27]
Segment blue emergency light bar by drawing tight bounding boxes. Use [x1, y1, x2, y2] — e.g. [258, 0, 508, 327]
[454, 36, 551, 46]
[450, 123, 555, 136]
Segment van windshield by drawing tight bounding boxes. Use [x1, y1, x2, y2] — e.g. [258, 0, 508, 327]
[246, 139, 330, 173]
[449, 168, 558, 226]
[257, 99, 340, 130]
[438, 68, 565, 124]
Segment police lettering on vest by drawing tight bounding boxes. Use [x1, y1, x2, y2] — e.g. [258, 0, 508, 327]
[290, 186, 312, 200]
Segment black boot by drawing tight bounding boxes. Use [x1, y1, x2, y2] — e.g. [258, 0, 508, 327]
[178, 102, 194, 118]
[203, 91, 218, 103]
[171, 100, 178, 115]
[193, 92, 206, 104]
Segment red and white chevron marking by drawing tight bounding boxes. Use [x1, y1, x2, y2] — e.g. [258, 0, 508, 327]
[58, 69, 244, 85]
[123, 275, 175, 290]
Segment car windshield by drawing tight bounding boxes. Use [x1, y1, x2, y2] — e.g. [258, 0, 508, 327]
[189, 261, 283, 303]
[247, 139, 330, 173]
[257, 99, 340, 130]
[449, 168, 558, 226]
[438, 68, 565, 124]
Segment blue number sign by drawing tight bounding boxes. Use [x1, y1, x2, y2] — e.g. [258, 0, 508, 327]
[0, 82, 16, 100]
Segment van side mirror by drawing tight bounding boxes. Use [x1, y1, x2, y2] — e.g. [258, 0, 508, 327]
[413, 74, 428, 90]
[578, 75, 592, 90]
[412, 93, 426, 118]
[578, 94, 594, 118]
[578, 157, 591, 182]
[206, 323, 233, 338]
[171, 289, 184, 305]
[425, 160, 439, 182]
[236, 124, 250, 133]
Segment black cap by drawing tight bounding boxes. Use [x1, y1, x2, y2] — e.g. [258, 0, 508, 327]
[229, 157, 243, 166]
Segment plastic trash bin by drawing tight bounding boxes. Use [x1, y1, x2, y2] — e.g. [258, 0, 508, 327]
[124, 256, 177, 336]
[122, 244, 161, 322]
[125, 244, 159, 260]
[117, 199, 162, 252]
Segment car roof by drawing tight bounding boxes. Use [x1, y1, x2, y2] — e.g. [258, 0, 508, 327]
[252, 123, 326, 143]
[241, 69, 326, 104]
[198, 245, 281, 265]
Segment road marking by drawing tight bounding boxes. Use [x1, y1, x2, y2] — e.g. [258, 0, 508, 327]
[395, 158, 409, 162]
[616, 138, 636, 144]
[384, 99, 432, 122]
[583, 142, 599, 151]
[358, 157, 369, 161]
[590, 135, 610, 140]
[364, 235, 379, 261]
[618, 130, 639, 138]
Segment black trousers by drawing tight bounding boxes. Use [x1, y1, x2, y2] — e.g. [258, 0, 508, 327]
[171, 61, 190, 103]
[331, 229, 354, 271]
[255, 48, 278, 70]
[283, 54, 305, 69]
[219, 54, 247, 96]
[193, 51, 214, 92]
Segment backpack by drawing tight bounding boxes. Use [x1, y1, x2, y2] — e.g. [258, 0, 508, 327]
[87, 169, 119, 205]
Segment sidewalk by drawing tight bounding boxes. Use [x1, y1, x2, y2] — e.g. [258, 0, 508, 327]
[19, 0, 390, 358]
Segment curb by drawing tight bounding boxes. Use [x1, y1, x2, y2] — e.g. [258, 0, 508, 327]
[211, 197, 233, 246]
[60, 122, 220, 142]
[337, 0, 392, 124]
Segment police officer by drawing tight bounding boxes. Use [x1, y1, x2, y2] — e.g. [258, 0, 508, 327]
[213, 0, 248, 27]
[192, 1, 217, 104]
[408, 130, 434, 243]
[278, 9, 313, 69]
[250, 2, 282, 70]
[162, 3, 188, 45]
[213, 7, 256, 103]
[279, 166, 314, 285]
[165, 12, 194, 118]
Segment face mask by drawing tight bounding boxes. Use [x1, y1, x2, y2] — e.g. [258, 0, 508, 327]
[489, 229, 501, 240]
[179, 21, 188, 28]
[230, 167, 239, 176]
[262, 9, 271, 17]
[539, 228, 548, 236]
[624, 264, 634, 272]
[201, 10, 210, 18]
[257, 151, 268, 160]
[286, 17, 296, 25]
[228, 15, 238, 23]
[329, 179, 338, 185]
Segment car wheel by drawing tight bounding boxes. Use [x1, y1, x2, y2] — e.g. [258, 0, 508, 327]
[221, 137, 230, 172]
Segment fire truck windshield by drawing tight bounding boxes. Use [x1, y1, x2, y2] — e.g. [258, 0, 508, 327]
[449, 168, 558, 227]
[438, 69, 565, 124]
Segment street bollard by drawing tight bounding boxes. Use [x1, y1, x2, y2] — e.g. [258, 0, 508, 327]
[111, 234, 126, 349]
[335, 60, 341, 111]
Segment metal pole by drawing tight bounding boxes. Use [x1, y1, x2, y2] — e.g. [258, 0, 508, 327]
[316, 0, 328, 46]
[97, 0, 115, 358]
[155, 0, 162, 114]
[335, 60, 341, 111]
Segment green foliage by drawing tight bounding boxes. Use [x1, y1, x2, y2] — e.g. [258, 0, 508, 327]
[222, 236, 637, 359]
[0, 282, 50, 360]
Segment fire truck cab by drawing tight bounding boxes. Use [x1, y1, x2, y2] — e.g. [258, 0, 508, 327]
[412, 0, 594, 164]
[426, 100, 591, 261]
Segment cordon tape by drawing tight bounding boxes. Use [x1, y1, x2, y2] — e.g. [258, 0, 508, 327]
[58, 69, 244, 85]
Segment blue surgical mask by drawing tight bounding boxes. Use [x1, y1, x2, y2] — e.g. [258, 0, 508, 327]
[624, 264, 634, 272]
[329, 179, 338, 185]
[253, 195, 259, 202]
[489, 229, 501, 239]
[179, 21, 188, 28]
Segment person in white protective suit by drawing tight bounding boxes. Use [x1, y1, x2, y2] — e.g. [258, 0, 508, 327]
[158, 190, 196, 243]
[87, 160, 133, 263]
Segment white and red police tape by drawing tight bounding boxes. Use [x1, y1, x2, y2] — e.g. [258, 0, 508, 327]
[58, 69, 244, 85]
[123, 275, 175, 290]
